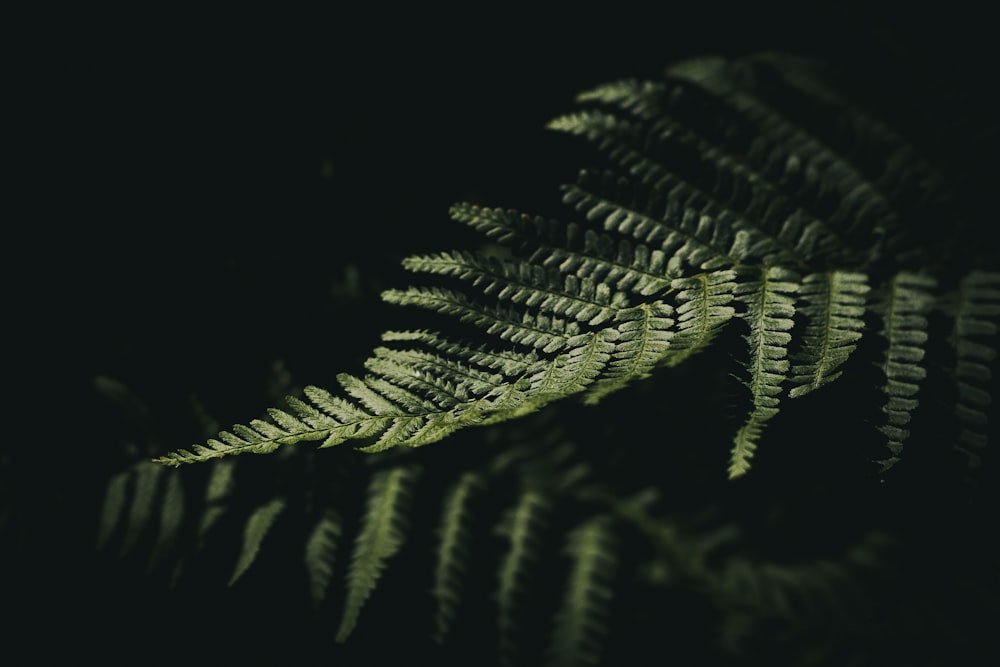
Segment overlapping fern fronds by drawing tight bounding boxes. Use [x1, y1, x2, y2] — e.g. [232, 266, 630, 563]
[151, 51, 997, 485]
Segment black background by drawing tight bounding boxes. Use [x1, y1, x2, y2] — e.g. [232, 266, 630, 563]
[8, 2, 997, 664]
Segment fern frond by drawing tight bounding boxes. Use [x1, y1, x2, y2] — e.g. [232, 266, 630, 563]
[582, 301, 675, 404]
[729, 266, 800, 479]
[661, 269, 738, 367]
[788, 271, 869, 398]
[496, 489, 552, 667]
[119, 461, 166, 556]
[336, 464, 420, 643]
[401, 252, 632, 327]
[305, 509, 342, 608]
[380, 329, 540, 377]
[147, 470, 184, 572]
[574, 78, 668, 119]
[545, 514, 618, 667]
[550, 107, 837, 269]
[950, 270, 1000, 470]
[670, 58, 900, 251]
[562, 170, 747, 274]
[229, 496, 287, 586]
[368, 346, 506, 403]
[738, 52, 952, 233]
[96, 469, 130, 550]
[525, 330, 617, 397]
[448, 204, 667, 298]
[185, 461, 236, 574]
[383, 287, 583, 354]
[552, 113, 803, 269]
[874, 271, 936, 471]
[448, 202, 534, 246]
[432, 471, 486, 643]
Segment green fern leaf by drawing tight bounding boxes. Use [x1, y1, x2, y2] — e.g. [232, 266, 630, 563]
[545, 515, 618, 667]
[380, 329, 540, 377]
[497, 489, 551, 667]
[336, 464, 421, 643]
[96, 469, 130, 550]
[788, 271, 869, 398]
[196, 459, 236, 545]
[729, 266, 800, 479]
[432, 470, 486, 643]
[874, 271, 936, 471]
[383, 286, 584, 354]
[526, 330, 617, 399]
[662, 269, 738, 366]
[950, 270, 1000, 470]
[561, 170, 746, 274]
[549, 107, 830, 269]
[304, 509, 342, 608]
[120, 461, 165, 556]
[400, 251, 631, 327]
[448, 202, 533, 246]
[147, 469, 184, 572]
[228, 496, 286, 586]
[582, 301, 675, 403]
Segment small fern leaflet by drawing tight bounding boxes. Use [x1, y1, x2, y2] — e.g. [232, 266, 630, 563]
[729, 266, 799, 479]
[545, 514, 618, 667]
[788, 271, 869, 398]
[336, 464, 421, 643]
[229, 496, 286, 586]
[874, 272, 936, 471]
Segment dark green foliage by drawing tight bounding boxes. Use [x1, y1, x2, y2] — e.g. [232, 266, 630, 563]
[77, 48, 999, 666]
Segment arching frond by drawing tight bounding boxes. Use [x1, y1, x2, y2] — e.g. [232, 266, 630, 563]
[96, 469, 130, 550]
[336, 465, 421, 643]
[147, 470, 184, 572]
[305, 509, 343, 608]
[383, 287, 584, 353]
[196, 460, 236, 547]
[545, 514, 618, 667]
[400, 251, 632, 327]
[574, 78, 668, 119]
[432, 471, 486, 643]
[729, 266, 800, 479]
[949, 270, 1000, 472]
[582, 301, 675, 404]
[529, 331, 613, 395]
[147, 51, 994, 489]
[874, 272, 936, 472]
[662, 269, 738, 367]
[448, 202, 536, 246]
[549, 106, 841, 269]
[119, 461, 167, 557]
[788, 271, 869, 398]
[229, 496, 287, 586]
[496, 490, 552, 667]
[380, 329, 539, 377]
[561, 169, 748, 274]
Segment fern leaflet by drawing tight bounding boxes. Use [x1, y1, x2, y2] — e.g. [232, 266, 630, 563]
[229, 496, 286, 586]
[497, 489, 551, 667]
[729, 266, 799, 479]
[788, 271, 869, 398]
[950, 270, 1000, 470]
[545, 514, 618, 667]
[336, 464, 420, 643]
[662, 269, 738, 367]
[305, 509, 342, 608]
[432, 470, 486, 643]
[874, 272, 936, 471]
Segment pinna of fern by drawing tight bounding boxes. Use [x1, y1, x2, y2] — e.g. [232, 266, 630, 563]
[151, 51, 998, 483]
